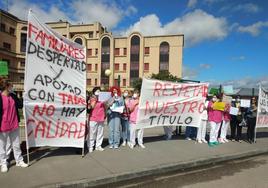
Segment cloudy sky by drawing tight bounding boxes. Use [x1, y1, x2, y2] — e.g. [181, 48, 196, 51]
[1, 0, 267, 88]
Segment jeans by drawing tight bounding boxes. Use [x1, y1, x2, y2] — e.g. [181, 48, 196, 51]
[108, 113, 121, 147]
[121, 118, 130, 142]
[185, 126, 197, 139]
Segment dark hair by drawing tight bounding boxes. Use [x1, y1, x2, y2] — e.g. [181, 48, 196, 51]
[133, 89, 140, 94]
[0, 79, 11, 91]
[92, 87, 101, 95]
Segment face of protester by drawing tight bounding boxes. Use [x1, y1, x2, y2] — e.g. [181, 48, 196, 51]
[133, 92, 140, 99]
[94, 89, 100, 97]
[123, 90, 129, 98]
[212, 96, 217, 102]
[113, 89, 118, 97]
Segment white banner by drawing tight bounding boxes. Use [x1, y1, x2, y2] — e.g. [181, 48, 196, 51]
[136, 78, 209, 129]
[256, 85, 268, 128]
[24, 11, 87, 148]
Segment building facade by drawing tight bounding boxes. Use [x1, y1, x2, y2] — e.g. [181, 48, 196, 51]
[0, 10, 27, 95]
[0, 9, 184, 92]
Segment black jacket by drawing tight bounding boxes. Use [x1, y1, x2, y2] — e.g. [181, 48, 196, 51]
[0, 92, 23, 128]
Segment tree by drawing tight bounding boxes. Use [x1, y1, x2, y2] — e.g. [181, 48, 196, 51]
[132, 78, 142, 91]
[151, 71, 181, 82]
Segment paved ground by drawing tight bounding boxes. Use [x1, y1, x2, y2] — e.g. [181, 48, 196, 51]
[106, 154, 268, 188]
[1, 126, 268, 188]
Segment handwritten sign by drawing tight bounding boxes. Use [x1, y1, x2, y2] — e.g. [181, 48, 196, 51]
[256, 86, 268, 128]
[98, 92, 111, 102]
[240, 99, 251, 108]
[136, 78, 209, 129]
[230, 107, 239, 116]
[24, 11, 87, 148]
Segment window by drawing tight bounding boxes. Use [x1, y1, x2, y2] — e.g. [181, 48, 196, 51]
[159, 42, 170, 72]
[3, 42, 11, 50]
[87, 49, 92, 56]
[89, 32, 93, 38]
[115, 48, 120, 56]
[145, 47, 150, 55]
[20, 33, 27, 52]
[144, 63, 149, 71]
[9, 27, 15, 35]
[1, 23, 5, 32]
[87, 79, 92, 86]
[95, 79, 98, 86]
[101, 37, 110, 85]
[95, 48, 98, 56]
[130, 35, 140, 86]
[20, 77, 24, 82]
[20, 62, 25, 67]
[123, 63, 127, 71]
[63, 34, 67, 38]
[123, 79, 126, 86]
[123, 48, 127, 55]
[74, 38, 83, 45]
[21, 26, 27, 31]
[95, 64, 98, 71]
[87, 64, 92, 71]
[114, 63, 119, 71]
[114, 79, 118, 86]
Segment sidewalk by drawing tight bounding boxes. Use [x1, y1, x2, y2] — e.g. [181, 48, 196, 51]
[1, 127, 268, 188]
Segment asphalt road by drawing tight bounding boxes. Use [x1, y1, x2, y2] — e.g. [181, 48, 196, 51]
[102, 154, 268, 188]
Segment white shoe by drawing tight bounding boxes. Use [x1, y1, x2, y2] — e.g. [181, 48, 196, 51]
[114, 145, 119, 149]
[122, 141, 126, 146]
[139, 144, 146, 149]
[197, 140, 202, 144]
[109, 145, 113, 149]
[96, 147, 104, 151]
[224, 138, 229, 143]
[1, 164, 8, 173]
[219, 138, 225, 143]
[128, 143, 134, 149]
[201, 139, 208, 144]
[16, 161, 28, 168]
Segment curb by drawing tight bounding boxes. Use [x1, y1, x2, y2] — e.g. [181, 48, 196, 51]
[42, 148, 268, 188]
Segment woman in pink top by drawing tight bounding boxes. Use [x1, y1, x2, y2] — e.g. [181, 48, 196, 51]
[219, 103, 231, 143]
[87, 87, 106, 153]
[0, 80, 28, 173]
[128, 89, 145, 149]
[208, 94, 224, 147]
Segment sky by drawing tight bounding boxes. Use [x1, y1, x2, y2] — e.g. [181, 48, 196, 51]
[1, 0, 268, 88]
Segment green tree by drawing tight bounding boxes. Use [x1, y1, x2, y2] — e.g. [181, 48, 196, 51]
[151, 71, 181, 82]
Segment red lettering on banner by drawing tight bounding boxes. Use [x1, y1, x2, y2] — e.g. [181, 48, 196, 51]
[58, 92, 86, 105]
[27, 118, 86, 139]
[33, 104, 55, 117]
[162, 83, 172, 96]
[27, 22, 85, 60]
[153, 82, 162, 96]
[188, 101, 198, 113]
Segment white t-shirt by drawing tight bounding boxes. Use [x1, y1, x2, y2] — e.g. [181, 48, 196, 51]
[201, 101, 209, 120]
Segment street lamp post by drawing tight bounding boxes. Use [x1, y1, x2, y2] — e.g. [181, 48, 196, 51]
[105, 69, 112, 90]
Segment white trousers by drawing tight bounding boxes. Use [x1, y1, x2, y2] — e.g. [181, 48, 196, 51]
[209, 121, 221, 143]
[0, 128, 23, 165]
[220, 120, 230, 139]
[88, 121, 104, 149]
[130, 123, 144, 145]
[197, 120, 207, 141]
[163, 126, 173, 138]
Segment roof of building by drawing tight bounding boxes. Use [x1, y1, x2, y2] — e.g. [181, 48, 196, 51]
[235, 88, 259, 97]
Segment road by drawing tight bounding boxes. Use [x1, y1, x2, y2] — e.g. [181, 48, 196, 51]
[101, 154, 268, 188]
